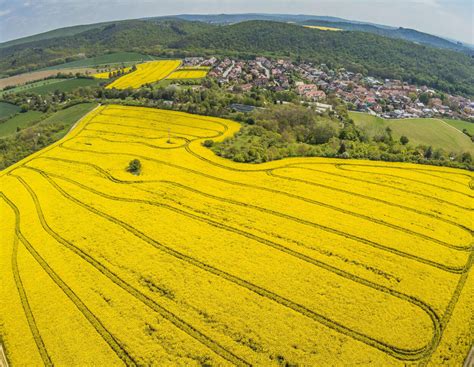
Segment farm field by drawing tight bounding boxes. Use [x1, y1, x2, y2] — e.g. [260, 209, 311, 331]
[3, 78, 104, 96]
[106, 60, 181, 89]
[443, 118, 474, 136]
[303, 25, 342, 31]
[0, 102, 20, 119]
[27, 78, 104, 94]
[0, 69, 99, 90]
[167, 67, 210, 80]
[350, 112, 474, 153]
[35, 103, 98, 140]
[0, 103, 96, 138]
[0, 111, 44, 136]
[40, 52, 155, 71]
[0, 104, 472, 366]
[0, 79, 68, 96]
[93, 67, 132, 79]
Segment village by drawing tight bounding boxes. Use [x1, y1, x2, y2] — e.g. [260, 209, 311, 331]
[183, 56, 474, 121]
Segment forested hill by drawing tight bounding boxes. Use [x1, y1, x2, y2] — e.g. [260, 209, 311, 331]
[0, 19, 212, 74]
[299, 20, 472, 54]
[1, 19, 473, 96]
[173, 21, 474, 96]
[170, 13, 472, 54]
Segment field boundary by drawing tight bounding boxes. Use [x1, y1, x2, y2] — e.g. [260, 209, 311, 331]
[0, 105, 103, 179]
[464, 345, 474, 367]
[19, 166, 443, 361]
[56, 142, 470, 274]
[0, 344, 9, 367]
[10, 174, 251, 367]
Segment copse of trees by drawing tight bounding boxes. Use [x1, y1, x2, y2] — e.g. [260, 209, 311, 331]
[211, 103, 473, 170]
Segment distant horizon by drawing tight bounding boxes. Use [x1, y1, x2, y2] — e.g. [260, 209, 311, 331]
[0, 0, 472, 44]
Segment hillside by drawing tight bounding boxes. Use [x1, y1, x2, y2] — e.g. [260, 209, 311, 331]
[299, 20, 473, 54]
[170, 13, 471, 53]
[0, 104, 472, 366]
[0, 19, 212, 76]
[0, 21, 116, 49]
[350, 112, 474, 154]
[7, 13, 469, 53]
[1, 20, 472, 96]
[173, 21, 474, 96]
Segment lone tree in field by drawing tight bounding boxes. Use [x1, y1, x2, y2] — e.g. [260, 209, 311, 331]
[400, 135, 409, 145]
[127, 159, 142, 175]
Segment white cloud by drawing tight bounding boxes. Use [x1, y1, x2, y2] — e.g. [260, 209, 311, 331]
[0, 8, 10, 16]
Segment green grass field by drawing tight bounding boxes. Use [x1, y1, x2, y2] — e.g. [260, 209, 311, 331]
[350, 112, 474, 154]
[443, 118, 474, 135]
[0, 102, 20, 119]
[0, 79, 68, 96]
[41, 52, 155, 70]
[2, 78, 104, 95]
[28, 78, 104, 94]
[38, 102, 97, 139]
[0, 103, 96, 138]
[0, 110, 44, 136]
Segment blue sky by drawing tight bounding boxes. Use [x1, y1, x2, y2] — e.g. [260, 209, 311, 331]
[0, 0, 472, 44]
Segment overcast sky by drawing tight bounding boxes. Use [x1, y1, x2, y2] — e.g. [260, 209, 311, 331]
[0, 0, 472, 44]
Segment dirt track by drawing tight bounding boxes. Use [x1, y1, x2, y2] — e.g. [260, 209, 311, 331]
[0, 344, 8, 367]
[464, 346, 474, 367]
[0, 68, 99, 90]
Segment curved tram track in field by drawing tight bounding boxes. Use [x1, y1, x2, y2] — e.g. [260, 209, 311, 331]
[13, 166, 444, 361]
[3, 105, 472, 364]
[0, 193, 53, 367]
[333, 164, 474, 200]
[7, 174, 252, 367]
[56, 141, 473, 273]
[59, 133, 474, 240]
[29, 154, 471, 274]
[1, 192, 137, 367]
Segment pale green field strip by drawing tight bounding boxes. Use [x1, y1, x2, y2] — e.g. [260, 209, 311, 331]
[350, 112, 474, 153]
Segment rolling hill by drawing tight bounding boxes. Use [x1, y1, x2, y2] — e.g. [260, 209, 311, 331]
[0, 19, 212, 76]
[170, 13, 472, 54]
[5, 13, 469, 53]
[0, 21, 116, 49]
[299, 19, 472, 54]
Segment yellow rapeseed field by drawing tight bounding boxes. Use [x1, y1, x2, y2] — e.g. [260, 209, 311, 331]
[167, 67, 210, 80]
[304, 25, 343, 31]
[0, 104, 472, 366]
[106, 60, 181, 89]
[92, 67, 132, 79]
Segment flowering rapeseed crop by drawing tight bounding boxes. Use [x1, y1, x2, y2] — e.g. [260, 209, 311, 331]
[106, 60, 181, 89]
[0, 105, 472, 366]
[167, 67, 210, 80]
[92, 67, 132, 79]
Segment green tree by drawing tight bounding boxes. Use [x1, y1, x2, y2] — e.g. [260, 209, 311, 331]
[419, 93, 430, 105]
[338, 142, 347, 154]
[400, 135, 409, 145]
[424, 146, 433, 159]
[127, 159, 142, 175]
